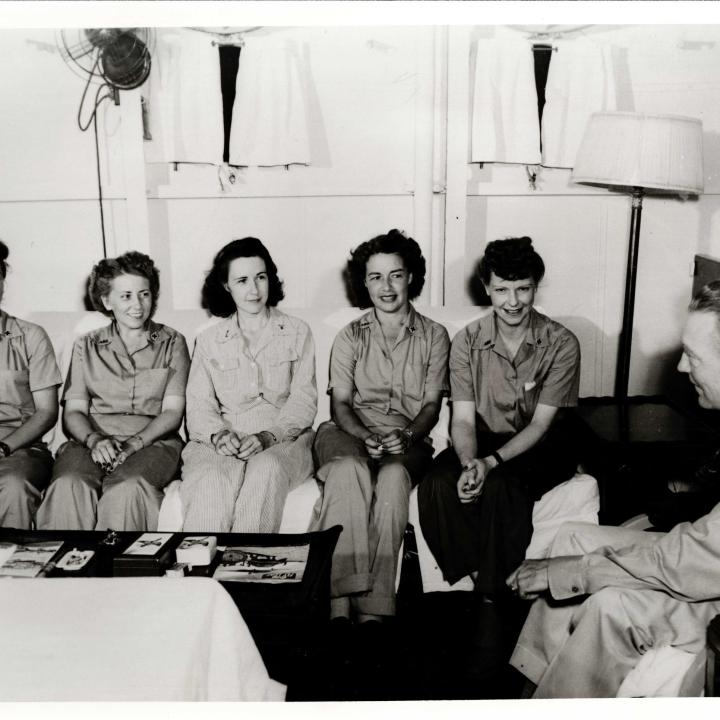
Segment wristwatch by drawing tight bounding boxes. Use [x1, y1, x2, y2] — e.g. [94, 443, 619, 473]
[401, 427, 415, 445]
[0, 442, 11, 457]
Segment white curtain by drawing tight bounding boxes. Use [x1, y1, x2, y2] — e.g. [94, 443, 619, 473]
[471, 39, 541, 165]
[471, 37, 618, 169]
[144, 28, 224, 165]
[229, 35, 311, 167]
[541, 39, 618, 168]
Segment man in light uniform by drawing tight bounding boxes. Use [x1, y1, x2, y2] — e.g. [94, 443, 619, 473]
[507, 281, 720, 697]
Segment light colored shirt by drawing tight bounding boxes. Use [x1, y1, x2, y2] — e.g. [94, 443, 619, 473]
[450, 308, 580, 434]
[548, 502, 720, 603]
[186, 308, 317, 446]
[328, 306, 450, 436]
[0, 311, 62, 441]
[63, 320, 190, 438]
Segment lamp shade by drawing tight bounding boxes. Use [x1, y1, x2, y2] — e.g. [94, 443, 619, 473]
[572, 112, 704, 194]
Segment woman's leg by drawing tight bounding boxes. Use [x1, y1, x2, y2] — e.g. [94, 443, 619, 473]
[417, 445, 486, 585]
[0, 446, 53, 529]
[35, 441, 103, 530]
[312, 422, 375, 618]
[353, 442, 432, 618]
[180, 441, 245, 532]
[232, 430, 314, 533]
[97, 438, 182, 531]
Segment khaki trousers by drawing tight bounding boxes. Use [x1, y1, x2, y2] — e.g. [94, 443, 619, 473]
[312, 421, 432, 618]
[0, 445, 53, 529]
[36, 438, 181, 532]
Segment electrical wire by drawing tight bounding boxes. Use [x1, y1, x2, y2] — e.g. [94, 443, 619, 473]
[75, 54, 115, 258]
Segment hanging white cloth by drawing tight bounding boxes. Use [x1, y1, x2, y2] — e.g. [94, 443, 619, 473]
[541, 38, 618, 169]
[471, 39, 541, 165]
[229, 35, 311, 167]
[144, 28, 224, 165]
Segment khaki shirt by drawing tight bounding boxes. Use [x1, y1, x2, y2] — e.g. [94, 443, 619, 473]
[0, 311, 61, 441]
[329, 305, 450, 436]
[186, 308, 317, 445]
[548, 498, 720, 603]
[450, 308, 580, 434]
[63, 321, 190, 437]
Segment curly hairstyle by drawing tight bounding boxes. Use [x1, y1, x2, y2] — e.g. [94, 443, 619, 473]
[202, 237, 285, 318]
[478, 236, 545, 286]
[88, 251, 160, 318]
[345, 229, 426, 309]
[0, 240, 8, 279]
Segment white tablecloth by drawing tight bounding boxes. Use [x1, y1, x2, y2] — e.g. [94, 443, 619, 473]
[0, 576, 286, 701]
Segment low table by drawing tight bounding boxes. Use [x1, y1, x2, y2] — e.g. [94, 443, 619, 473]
[0, 526, 341, 684]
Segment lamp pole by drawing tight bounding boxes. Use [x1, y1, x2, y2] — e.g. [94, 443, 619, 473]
[615, 187, 645, 402]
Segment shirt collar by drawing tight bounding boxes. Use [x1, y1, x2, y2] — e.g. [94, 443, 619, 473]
[358, 304, 424, 338]
[0, 311, 21, 340]
[216, 307, 291, 344]
[472, 308, 548, 350]
[92, 319, 167, 351]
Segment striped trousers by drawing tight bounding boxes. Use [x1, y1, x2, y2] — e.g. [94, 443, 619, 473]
[180, 430, 314, 533]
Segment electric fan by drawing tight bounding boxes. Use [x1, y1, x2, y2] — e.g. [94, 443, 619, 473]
[56, 28, 155, 258]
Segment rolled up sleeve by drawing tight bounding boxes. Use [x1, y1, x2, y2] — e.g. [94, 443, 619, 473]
[423, 324, 450, 399]
[327, 327, 356, 394]
[61, 339, 89, 404]
[537, 332, 581, 408]
[26, 325, 61, 392]
[449, 328, 475, 402]
[163, 332, 191, 399]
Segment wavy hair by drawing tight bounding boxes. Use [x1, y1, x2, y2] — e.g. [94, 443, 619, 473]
[344, 229, 426, 309]
[202, 237, 285, 318]
[88, 252, 160, 318]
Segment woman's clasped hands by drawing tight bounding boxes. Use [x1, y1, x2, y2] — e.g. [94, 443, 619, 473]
[212, 428, 266, 460]
[86, 432, 144, 473]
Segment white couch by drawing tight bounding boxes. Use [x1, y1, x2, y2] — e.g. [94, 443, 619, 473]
[29, 305, 599, 581]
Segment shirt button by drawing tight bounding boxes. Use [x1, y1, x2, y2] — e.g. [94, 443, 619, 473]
[571, 585, 579, 593]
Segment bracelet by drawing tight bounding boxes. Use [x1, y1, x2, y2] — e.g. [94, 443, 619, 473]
[491, 450, 504, 466]
[128, 434, 145, 450]
[83, 431, 103, 449]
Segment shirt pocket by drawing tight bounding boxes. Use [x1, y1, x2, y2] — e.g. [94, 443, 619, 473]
[210, 358, 248, 400]
[266, 344, 298, 393]
[0, 369, 32, 409]
[518, 377, 541, 420]
[135, 367, 170, 416]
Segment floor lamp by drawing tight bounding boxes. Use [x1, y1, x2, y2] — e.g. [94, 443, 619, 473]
[571, 112, 704, 402]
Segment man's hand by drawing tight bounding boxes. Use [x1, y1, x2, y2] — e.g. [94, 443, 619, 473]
[506, 559, 551, 600]
[456, 458, 487, 503]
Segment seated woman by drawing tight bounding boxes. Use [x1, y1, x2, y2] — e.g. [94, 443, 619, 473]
[313, 229, 450, 627]
[0, 240, 61, 528]
[418, 237, 581, 597]
[36, 252, 189, 531]
[180, 237, 317, 533]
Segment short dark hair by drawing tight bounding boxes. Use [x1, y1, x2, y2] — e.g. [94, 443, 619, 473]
[202, 237, 285, 318]
[478, 237, 545, 286]
[345, 229, 426, 309]
[690, 281, 720, 334]
[88, 251, 160, 318]
[0, 240, 7, 279]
